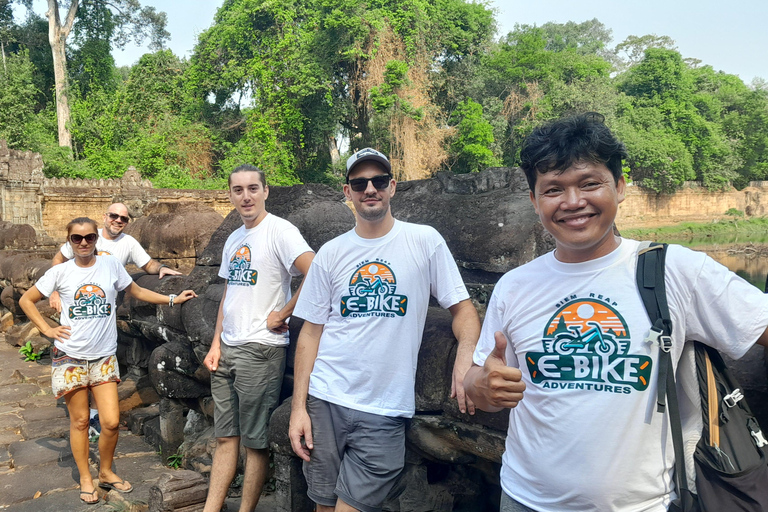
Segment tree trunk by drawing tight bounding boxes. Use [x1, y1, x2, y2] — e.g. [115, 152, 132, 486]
[328, 136, 340, 165]
[46, 0, 78, 150]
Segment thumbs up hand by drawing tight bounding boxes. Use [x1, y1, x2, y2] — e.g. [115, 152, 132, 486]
[465, 331, 526, 411]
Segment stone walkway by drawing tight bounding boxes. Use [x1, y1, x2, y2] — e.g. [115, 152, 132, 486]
[0, 339, 275, 511]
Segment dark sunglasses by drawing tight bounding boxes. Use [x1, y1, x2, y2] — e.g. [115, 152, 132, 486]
[106, 212, 130, 223]
[348, 175, 391, 192]
[69, 233, 98, 244]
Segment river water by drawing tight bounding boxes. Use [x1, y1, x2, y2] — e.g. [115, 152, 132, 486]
[662, 233, 768, 292]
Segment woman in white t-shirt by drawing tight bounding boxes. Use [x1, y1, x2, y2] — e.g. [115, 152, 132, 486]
[19, 217, 197, 505]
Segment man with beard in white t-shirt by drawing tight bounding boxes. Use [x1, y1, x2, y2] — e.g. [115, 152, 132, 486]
[289, 148, 481, 512]
[202, 165, 314, 512]
[463, 112, 768, 512]
[48, 202, 182, 311]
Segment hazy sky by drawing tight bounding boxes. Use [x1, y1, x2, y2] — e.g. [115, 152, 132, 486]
[23, 0, 767, 84]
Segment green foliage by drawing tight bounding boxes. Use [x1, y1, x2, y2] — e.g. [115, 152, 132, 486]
[0, 5, 765, 194]
[616, 49, 746, 190]
[725, 208, 744, 217]
[613, 33, 676, 70]
[166, 450, 183, 469]
[370, 60, 423, 120]
[448, 98, 500, 173]
[622, 217, 768, 242]
[0, 49, 36, 148]
[539, 18, 613, 55]
[18, 341, 43, 362]
[70, 1, 118, 96]
[613, 119, 695, 193]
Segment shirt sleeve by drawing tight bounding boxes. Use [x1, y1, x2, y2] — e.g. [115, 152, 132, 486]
[473, 276, 519, 369]
[34, 266, 60, 297]
[59, 242, 73, 260]
[114, 260, 133, 291]
[128, 236, 152, 269]
[671, 247, 768, 360]
[277, 225, 314, 276]
[292, 256, 333, 325]
[218, 237, 231, 280]
[428, 232, 469, 309]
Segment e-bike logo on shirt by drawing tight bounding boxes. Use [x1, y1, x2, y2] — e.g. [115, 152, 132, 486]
[340, 260, 407, 318]
[69, 284, 111, 319]
[228, 245, 257, 286]
[525, 296, 652, 395]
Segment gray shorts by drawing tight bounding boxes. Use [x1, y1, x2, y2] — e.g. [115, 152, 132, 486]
[210, 342, 286, 449]
[303, 395, 406, 512]
[500, 492, 537, 512]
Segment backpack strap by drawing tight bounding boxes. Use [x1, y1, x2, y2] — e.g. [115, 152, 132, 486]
[636, 242, 697, 511]
[636, 243, 673, 413]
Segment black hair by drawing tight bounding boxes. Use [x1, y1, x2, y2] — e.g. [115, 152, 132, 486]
[228, 164, 267, 188]
[519, 112, 628, 191]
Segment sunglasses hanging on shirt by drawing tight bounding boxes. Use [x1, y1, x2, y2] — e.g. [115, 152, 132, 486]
[348, 175, 391, 192]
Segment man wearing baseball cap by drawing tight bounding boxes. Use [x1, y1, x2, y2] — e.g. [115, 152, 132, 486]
[289, 148, 481, 512]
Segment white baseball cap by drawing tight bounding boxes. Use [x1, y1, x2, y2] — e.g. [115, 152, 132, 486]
[345, 148, 392, 178]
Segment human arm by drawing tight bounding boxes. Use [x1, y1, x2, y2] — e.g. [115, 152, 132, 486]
[289, 320, 324, 461]
[463, 331, 526, 412]
[124, 282, 197, 305]
[447, 299, 481, 415]
[142, 259, 183, 279]
[48, 250, 69, 312]
[203, 286, 227, 372]
[756, 326, 768, 348]
[52, 250, 68, 265]
[267, 251, 315, 334]
[19, 286, 71, 343]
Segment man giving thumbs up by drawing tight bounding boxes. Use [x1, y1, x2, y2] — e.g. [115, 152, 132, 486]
[464, 332, 525, 412]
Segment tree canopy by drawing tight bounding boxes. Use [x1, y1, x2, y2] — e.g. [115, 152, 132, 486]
[0, 2, 765, 193]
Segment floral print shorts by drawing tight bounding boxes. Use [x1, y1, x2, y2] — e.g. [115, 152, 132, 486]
[50, 347, 120, 399]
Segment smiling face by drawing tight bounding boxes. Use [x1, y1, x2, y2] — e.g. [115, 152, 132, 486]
[68, 223, 99, 259]
[229, 170, 269, 228]
[530, 161, 625, 263]
[343, 162, 396, 224]
[102, 203, 130, 239]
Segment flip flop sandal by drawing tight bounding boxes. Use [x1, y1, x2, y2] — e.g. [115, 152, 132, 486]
[79, 489, 99, 504]
[99, 479, 133, 493]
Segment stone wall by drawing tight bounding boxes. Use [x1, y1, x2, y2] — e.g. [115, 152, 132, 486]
[40, 171, 233, 243]
[0, 141, 45, 229]
[616, 182, 768, 229]
[3, 142, 768, 239]
[0, 143, 233, 244]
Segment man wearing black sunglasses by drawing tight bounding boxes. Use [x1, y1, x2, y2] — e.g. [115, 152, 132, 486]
[289, 148, 481, 512]
[49, 202, 182, 312]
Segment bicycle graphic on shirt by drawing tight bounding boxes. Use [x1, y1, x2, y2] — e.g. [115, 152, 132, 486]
[353, 275, 391, 297]
[553, 321, 619, 356]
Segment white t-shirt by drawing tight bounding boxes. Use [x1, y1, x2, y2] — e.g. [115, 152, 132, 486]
[473, 238, 768, 512]
[218, 213, 313, 347]
[35, 256, 133, 359]
[60, 229, 151, 268]
[294, 219, 470, 418]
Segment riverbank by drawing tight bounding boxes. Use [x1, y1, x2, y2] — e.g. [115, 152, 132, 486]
[621, 217, 768, 243]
